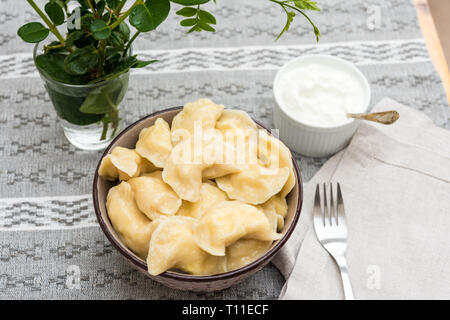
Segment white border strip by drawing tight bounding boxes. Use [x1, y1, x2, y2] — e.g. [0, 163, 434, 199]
[0, 38, 427, 60]
[0, 193, 91, 204]
[0, 38, 430, 79]
[0, 223, 99, 232]
[136, 38, 428, 55]
[0, 193, 97, 232]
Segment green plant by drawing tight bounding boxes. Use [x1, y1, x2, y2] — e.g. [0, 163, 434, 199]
[18, 0, 320, 140]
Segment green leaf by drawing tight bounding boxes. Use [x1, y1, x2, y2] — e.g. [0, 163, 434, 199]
[67, 12, 97, 47]
[96, 0, 107, 14]
[170, 0, 210, 5]
[100, 55, 138, 81]
[90, 19, 111, 40]
[294, 0, 320, 11]
[270, 0, 320, 41]
[94, 55, 136, 81]
[35, 53, 84, 85]
[198, 10, 216, 24]
[68, 13, 96, 47]
[79, 75, 128, 140]
[79, 86, 118, 114]
[197, 20, 215, 32]
[113, 55, 139, 71]
[45, 1, 65, 26]
[176, 7, 197, 17]
[105, 47, 121, 62]
[64, 46, 99, 75]
[106, 0, 120, 9]
[109, 31, 125, 49]
[66, 30, 84, 47]
[118, 22, 130, 42]
[129, 0, 171, 32]
[180, 18, 197, 27]
[53, 0, 67, 12]
[17, 22, 49, 43]
[187, 25, 201, 33]
[313, 24, 320, 42]
[132, 60, 158, 68]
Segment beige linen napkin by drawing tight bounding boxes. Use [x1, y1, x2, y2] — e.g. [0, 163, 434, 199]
[273, 98, 450, 299]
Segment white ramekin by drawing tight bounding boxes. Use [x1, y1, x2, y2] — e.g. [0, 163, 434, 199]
[273, 55, 371, 158]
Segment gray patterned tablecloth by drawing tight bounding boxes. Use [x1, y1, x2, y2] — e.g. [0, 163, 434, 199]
[0, 0, 448, 299]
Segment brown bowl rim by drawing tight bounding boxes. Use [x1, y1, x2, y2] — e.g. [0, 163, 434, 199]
[92, 106, 303, 282]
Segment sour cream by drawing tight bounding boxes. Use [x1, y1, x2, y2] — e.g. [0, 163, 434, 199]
[276, 61, 367, 127]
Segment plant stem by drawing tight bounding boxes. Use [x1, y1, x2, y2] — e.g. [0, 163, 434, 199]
[44, 43, 64, 49]
[114, 0, 127, 16]
[106, 7, 114, 24]
[269, 0, 320, 41]
[87, 0, 97, 17]
[100, 119, 108, 140]
[100, 96, 119, 140]
[279, 1, 318, 30]
[110, 0, 143, 30]
[26, 0, 68, 48]
[97, 40, 107, 78]
[123, 30, 140, 56]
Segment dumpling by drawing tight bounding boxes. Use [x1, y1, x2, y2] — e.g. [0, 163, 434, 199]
[202, 164, 243, 180]
[163, 129, 226, 202]
[99, 146, 156, 181]
[259, 195, 288, 232]
[219, 116, 258, 165]
[202, 136, 245, 179]
[261, 194, 288, 218]
[136, 118, 172, 168]
[258, 131, 295, 198]
[260, 207, 284, 234]
[171, 99, 224, 144]
[202, 119, 258, 179]
[162, 137, 204, 202]
[177, 181, 227, 220]
[106, 181, 153, 259]
[226, 239, 272, 271]
[216, 164, 289, 205]
[99, 147, 141, 181]
[215, 109, 257, 133]
[194, 201, 281, 256]
[146, 216, 226, 275]
[128, 171, 182, 220]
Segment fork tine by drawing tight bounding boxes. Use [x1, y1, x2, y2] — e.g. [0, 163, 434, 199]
[330, 183, 335, 226]
[336, 182, 345, 224]
[313, 184, 323, 226]
[323, 183, 328, 226]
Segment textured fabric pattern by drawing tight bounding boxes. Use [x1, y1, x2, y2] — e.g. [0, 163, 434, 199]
[0, 0, 448, 299]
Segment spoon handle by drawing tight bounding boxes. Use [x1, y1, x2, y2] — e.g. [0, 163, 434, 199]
[347, 110, 399, 125]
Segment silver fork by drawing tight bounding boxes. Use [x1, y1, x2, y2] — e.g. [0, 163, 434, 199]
[313, 183, 354, 300]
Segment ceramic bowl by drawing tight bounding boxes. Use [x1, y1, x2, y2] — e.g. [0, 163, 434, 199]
[273, 54, 371, 157]
[93, 107, 303, 292]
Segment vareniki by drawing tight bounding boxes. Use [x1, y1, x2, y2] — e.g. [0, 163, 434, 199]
[99, 99, 295, 276]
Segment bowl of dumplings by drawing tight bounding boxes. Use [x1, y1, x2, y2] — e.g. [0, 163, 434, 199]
[93, 98, 303, 292]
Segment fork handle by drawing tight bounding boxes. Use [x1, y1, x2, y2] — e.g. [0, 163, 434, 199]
[335, 256, 354, 300]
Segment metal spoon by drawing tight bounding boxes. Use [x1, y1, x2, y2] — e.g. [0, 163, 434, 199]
[347, 110, 399, 125]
